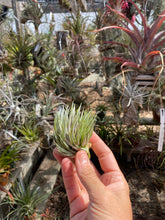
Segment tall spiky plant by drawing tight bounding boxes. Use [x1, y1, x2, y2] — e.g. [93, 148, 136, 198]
[63, 9, 94, 76]
[97, 0, 165, 78]
[6, 32, 33, 81]
[20, 0, 44, 33]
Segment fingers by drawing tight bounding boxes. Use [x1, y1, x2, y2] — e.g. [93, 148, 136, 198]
[53, 148, 86, 197]
[75, 150, 105, 201]
[61, 158, 83, 201]
[53, 148, 64, 164]
[61, 158, 89, 217]
[89, 132, 121, 173]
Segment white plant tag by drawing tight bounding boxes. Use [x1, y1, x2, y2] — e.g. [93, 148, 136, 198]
[158, 108, 165, 152]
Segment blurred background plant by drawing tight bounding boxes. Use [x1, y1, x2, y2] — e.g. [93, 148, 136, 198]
[4, 177, 48, 220]
[62, 8, 95, 77]
[15, 116, 40, 143]
[100, 0, 165, 82]
[20, 0, 44, 33]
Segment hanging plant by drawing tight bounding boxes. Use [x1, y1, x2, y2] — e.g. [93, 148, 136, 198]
[54, 103, 96, 158]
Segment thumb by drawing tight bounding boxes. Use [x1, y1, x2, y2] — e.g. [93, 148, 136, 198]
[75, 150, 104, 200]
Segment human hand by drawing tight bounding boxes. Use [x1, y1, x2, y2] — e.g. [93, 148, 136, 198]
[53, 132, 132, 220]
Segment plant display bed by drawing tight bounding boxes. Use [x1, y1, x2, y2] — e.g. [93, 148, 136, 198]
[0, 142, 45, 217]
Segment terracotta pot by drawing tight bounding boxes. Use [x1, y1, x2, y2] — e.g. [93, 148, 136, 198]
[0, 172, 9, 186]
[24, 213, 36, 220]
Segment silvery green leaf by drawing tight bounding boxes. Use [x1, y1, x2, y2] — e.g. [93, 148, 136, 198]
[54, 103, 96, 158]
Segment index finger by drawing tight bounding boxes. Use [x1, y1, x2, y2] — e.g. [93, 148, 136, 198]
[89, 132, 121, 173]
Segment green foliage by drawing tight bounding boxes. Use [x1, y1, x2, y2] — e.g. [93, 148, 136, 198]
[109, 122, 135, 155]
[34, 45, 61, 75]
[0, 144, 20, 173]
[63, 9, 89, 37]
[58, 77, 87, 105]
[15, 118, 40, 143]
[96, 105, 107, 122]
[41, 92, 63, 117]
[63, 9, 95, 76]
[6, 33, 33, 71]
[157, 150, 165, 169]
[5, 178, 47, 219]
[54, 103, 96, 158]
[95, 120, 135, 156]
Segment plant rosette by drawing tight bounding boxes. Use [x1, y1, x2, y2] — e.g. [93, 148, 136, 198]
[53, 103, 96, 158]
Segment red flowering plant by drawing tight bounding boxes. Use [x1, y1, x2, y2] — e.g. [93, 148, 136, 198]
[97, 0, 165, 86]
[103, 0, 135, 25]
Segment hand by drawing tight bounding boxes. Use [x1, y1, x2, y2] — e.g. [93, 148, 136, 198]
[53, 132, 132, 220]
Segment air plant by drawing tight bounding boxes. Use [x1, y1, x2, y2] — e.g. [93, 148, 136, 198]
[0, 81, 27, 125]
[59, 77, 87, 105]
[120, 80, 149, 109]
[54, 104, 96, 158]
[98, 0, 165, 77]
[4, 177, 47, 220]
[15, 117, 40, 143]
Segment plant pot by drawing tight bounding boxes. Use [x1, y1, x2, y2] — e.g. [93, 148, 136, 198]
[24, 213, 36, 220]
[0, 172, 9, 186]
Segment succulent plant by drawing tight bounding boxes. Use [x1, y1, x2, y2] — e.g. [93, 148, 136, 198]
[54, 104, 96, 158]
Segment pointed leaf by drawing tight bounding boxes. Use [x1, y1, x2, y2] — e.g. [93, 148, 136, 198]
[128, 0, 148, 38]
[103, 56, 129, 63]
[146, 9, 165, 49]
[121, 61, 139, 70]
[94, 25, 140, 46]
[106, 4, 142, 41]
[141, 51, 161, 66]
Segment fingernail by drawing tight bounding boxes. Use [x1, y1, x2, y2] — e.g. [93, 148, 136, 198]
[78, 151, 88, 165]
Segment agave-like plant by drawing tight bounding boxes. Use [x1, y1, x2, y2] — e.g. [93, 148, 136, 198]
[54, 104, 96, 158]
[6, 33, 33, 75]
[97, 0, 165, 78]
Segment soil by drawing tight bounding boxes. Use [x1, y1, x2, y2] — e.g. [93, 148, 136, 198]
[45, 171, 69, 220]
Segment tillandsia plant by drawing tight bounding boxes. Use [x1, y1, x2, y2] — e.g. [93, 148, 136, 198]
[54, 104, 96, 158]
[4, 177, 48, 220]
[97, 0, 165, 77]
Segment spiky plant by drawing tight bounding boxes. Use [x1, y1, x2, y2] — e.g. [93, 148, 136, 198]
[20, 0, 44, 33]
[98, 0, 165, 77]
[6, 33, 33, 71]
[63, 9, 94, 76]
[54, 104, 96, 158]
[15, 117, 40, 143]
[4, 178, 47, 220]
[59, 77, 87, 105]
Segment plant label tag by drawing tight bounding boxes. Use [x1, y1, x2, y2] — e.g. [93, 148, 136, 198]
[158, 108, 165, 152]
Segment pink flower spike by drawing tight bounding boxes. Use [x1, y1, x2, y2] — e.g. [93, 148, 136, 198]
[122, 1, 129, 9]
[131, 14, 136, 23]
